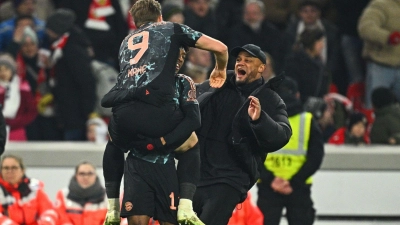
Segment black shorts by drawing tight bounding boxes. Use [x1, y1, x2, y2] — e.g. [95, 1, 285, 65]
[109, 101, 184, 150]
[121, 154, 179, 224]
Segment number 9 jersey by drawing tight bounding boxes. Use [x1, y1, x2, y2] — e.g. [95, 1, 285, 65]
[116, 21, 202, 95]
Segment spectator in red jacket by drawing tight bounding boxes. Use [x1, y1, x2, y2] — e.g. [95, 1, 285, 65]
[55, 161, 108, 225]
[0, 154, 58, 225]
[0, 53, 37, 141]
[328, 112, 369, 145]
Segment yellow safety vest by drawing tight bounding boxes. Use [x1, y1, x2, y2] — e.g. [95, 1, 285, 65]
[264, 112, 313, 184]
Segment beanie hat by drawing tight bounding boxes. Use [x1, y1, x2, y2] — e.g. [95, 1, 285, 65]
[0, 54, 17, 74]
[347, 112, 367, 130]
[304, 97, 327, 120]
[162, 4, 182, 21]
[46, 8, 76, 35]
[371, 87, 397, 109]
[20, 26, 38, 46]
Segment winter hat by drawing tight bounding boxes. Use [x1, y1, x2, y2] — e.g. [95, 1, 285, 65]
[371, 87, 397, 109]
[304, 97, 327, 120]
[0, 54, 17, 74]
[20, 26, 38, 45]
[46, 8, 76, 35]
[347, 112, 367, 130]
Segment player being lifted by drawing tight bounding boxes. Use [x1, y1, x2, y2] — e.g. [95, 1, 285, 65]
[101, 0, 228, 224]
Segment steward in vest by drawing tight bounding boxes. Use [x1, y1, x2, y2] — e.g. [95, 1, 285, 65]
[257, 77, 325, 225]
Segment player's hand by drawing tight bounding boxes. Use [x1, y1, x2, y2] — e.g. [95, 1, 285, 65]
[134, 85, 173, 107]
[130, 136, 165, 152]
[209, 68, 226, 88]
[248, 96, 261, 121]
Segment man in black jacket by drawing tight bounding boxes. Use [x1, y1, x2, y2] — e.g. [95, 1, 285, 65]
[193, 44, 292, 225]
[257, 77, 325, 225]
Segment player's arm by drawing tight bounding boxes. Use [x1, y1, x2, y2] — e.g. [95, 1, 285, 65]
[162, 75, 201, 148]
[195, 35, 228, 88]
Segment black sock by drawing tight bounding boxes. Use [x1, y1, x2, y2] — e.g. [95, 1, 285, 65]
[103, 141, 124, 198]
[176, 143, 200, 200]
[180, 182, 197, 200]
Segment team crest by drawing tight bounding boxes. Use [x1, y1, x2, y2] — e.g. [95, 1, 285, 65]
[125, 202, 133, 211]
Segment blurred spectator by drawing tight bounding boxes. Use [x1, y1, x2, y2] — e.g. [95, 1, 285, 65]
[358, 0, 400, 109]
[58, 0, 128, 69]
[0, 0, 54, 22]
[334, 0, 370, 84]
[90, 60, 117, 118]
[262, 51, 276, 81]
[328, 112, 369, 145]
[262, 0, 297, 30]
[86, 117, 108, 144]
[284, 29, 329, 104]
[4, 15, 35, 55]
[0, 53, 37, 141]
[180, 47, 211, 83]
[215, 0, 244, 44]
[162, 3, 184, 23]
[0, 110, 5, 155]
[286, 0, 339, 81]
[55, 161, 107, 225]
[45, 9, 96, 141]
[304, 96, 335, 142]
[0, 0, 45, 51]
[370, 87, 400, 145]
[227, 0, 288, 71]
[183, 0, 218, 38]
[258, 77, 324, 225]
[227, 193, 263, 225]
[324, 92, 353, 129]
[9, 26, 61, 140]
[0, 154, 58, 225]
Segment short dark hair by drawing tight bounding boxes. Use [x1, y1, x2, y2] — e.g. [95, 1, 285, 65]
[15, 15, 34, 26]
[296, 28, 325, 51]
[129, 0, 161, 28]
[298, 0, 321, 11]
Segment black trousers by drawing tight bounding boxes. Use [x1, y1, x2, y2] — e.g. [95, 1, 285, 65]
[257, 184, 315, 225]
[193, 184, 242, 225]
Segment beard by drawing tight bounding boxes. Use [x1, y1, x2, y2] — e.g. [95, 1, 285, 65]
[236, 70, 258, 86]
[245, 20, 262, 32]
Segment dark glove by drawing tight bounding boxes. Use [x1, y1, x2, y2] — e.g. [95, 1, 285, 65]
[388, 31, 400, 45]
[133, 85, 173, 107]
[131, 135, 165, 152]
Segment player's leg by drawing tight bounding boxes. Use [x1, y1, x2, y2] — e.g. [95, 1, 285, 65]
[127, 216, 151, 225]
[174, 134, 203, 225]
[152, 159, 180, 225]
[121, 155, 155, 225]
[103, 141, 125, 225]
[193, 184, 241, 225]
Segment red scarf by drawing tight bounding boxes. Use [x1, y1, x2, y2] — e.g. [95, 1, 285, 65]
[50, 33, 69, 66]
[15, 53, 46, 104]
[85, 0, 115, 31]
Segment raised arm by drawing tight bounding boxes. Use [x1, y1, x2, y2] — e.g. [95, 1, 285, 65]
[195, 35, 228, 88]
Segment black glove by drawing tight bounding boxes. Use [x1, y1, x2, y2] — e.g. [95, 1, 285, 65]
[130, 136, 165, 152]
[133, 85, 173, 107]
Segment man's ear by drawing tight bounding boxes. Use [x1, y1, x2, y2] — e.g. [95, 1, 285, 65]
[258, 64, 266, 73]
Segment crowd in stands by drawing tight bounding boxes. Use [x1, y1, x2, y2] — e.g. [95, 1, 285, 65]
[0, 0, 399, 145]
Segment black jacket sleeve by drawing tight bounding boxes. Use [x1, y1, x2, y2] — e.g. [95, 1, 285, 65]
[163, 76, 201, 147]
[250, 96, 292, 153]
[290, 118, 325, 189]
